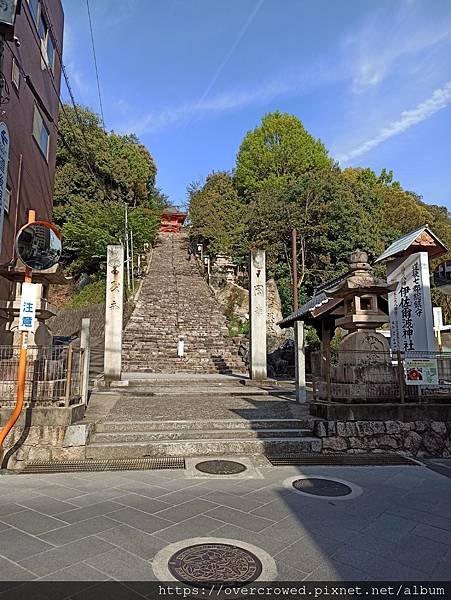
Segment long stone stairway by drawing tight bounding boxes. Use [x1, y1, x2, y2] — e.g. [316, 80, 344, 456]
[122, 232, 246, 374]
[82, 233, 322, 460]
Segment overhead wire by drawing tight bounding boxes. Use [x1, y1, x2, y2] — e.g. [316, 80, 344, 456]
[41, 0, 118, 197]
[85, 0, 105, 129]
[18, 7, 99, 182]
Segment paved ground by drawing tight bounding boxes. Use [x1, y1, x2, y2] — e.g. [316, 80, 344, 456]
[85, 375, 310, 426]
[0, 460, 450, 586]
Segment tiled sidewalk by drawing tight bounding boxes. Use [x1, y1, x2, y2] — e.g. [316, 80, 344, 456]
[0, 462, 450, 586]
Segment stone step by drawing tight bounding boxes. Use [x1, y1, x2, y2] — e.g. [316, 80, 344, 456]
[112, 375, 249, 386]
[95, 418, 312, 433]
[91, 428, 312, 443]
[122, 232, 246, 374]
[116, 387, 267, 397]
[86, 436, 322, 459]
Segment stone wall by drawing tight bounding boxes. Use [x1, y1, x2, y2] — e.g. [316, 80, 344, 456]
[0, 405, 87, 469]
[314, 420, 451, 458]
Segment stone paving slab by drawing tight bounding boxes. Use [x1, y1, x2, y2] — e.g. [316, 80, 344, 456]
[102, 392, 310, 422]
[0, 463, 450, 583]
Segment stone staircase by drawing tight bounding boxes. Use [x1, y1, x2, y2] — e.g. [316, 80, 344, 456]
[85, 375, 321, 459]
[122, 232, 246, 374]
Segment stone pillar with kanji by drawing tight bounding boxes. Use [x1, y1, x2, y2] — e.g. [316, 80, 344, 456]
[249, 249, 267, 380]
[104, 245, 124, 383]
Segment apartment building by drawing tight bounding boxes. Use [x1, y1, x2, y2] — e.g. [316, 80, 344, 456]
[0, 0, 64, 301]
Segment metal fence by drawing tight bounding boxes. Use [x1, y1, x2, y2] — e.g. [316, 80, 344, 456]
[311, 349, 451, 403]
[0, 345, 84, 407]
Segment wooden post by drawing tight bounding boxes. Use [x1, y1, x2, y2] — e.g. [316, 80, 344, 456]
[325, 345, 332, 404]
[291, 228, 298, 312]
[322, 319, 332, 403]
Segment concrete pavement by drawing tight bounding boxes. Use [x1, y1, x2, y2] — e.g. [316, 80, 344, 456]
[0, 461, 450, 586]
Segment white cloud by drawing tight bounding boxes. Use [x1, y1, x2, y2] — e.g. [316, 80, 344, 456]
[337, 81, 451, 163]
[345, 6, 451, 94]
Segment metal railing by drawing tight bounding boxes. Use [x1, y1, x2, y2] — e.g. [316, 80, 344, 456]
[0, 345, 84, 408]
[311, 349, 451, 403]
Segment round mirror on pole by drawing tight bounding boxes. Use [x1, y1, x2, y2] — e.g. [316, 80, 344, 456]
[16, 221, 62, 270]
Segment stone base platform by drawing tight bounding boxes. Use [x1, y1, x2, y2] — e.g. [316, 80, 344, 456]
[0, 404, 86, 470]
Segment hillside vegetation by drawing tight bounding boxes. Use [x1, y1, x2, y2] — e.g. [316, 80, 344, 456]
[189, 111, 451, 320]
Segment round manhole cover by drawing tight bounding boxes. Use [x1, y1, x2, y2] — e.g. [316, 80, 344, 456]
[168, 543, 262, 586]
[195, 460, 247, 474]
[292, 477, 352, 497]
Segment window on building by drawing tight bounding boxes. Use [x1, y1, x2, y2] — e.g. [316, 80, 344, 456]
[32, 106, 50, 159]
[38, 13, 55, 71]
[12, 58, 20, 90]
[28, 0, 40, 24]
[4, 186, 11, 215]
[46, 35, 55, 70]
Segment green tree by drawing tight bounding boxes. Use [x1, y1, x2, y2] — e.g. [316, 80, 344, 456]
[188, 171, 246, 256]
[54, 104, 161, 278]
[235, 111, 332, 197]
[59, 200, 159, 275]
[247, 167, 385, 296]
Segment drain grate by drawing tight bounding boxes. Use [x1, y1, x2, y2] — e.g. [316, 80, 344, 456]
[266, 453, 417, 466]
[195, 460, 247, 475]
[20, 457, 185, 474]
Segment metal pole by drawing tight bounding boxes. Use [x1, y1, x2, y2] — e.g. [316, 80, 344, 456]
[124, 205, 131, 289]
[11, 154, 23, 260]
[130, 229, 134, 291]
[0, 209, 35, 451]
[291, 228, 298, 312]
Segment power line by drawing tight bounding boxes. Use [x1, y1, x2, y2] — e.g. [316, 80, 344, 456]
[86, 0, 105, 129]
[4, 43, 95, 182]
[39, 0, 98, 165]
[18, 6, 98, 182]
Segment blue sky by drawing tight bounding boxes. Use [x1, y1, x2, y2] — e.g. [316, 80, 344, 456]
[61, 0, 451, 211]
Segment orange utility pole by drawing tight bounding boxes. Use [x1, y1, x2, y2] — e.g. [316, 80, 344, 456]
[0, 210, 35, 450]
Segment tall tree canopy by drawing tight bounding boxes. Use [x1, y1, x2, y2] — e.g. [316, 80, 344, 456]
[189, 110, 451, 318]
[235, 111, 332, 197]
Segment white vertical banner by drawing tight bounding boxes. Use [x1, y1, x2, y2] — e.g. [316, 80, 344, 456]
[387, 252, 435, 353]
[19, 283, 37, 332]
[0, 122, 10, 253]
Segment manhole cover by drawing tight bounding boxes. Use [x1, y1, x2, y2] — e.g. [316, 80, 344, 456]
[168, 543, 262, 586]
[293, 477, 352, 497]
[195, 460, 247, 474]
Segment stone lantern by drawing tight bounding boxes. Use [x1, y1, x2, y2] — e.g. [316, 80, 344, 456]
[325, 250, 395, 357]
[335, 250, 391, 337]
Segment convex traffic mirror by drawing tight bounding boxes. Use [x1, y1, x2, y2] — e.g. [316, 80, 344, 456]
[16, 221, 62, 270]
